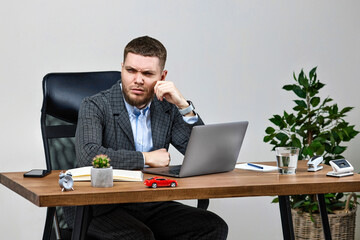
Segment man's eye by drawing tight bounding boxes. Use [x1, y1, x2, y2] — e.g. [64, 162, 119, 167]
[126, 69, 136, 73]
[143, 72, 153, 76]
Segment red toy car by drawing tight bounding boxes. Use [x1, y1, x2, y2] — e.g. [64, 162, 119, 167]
[144, 177, 178, 188]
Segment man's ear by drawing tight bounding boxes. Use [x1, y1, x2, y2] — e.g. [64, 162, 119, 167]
[160, 70, 168, 81]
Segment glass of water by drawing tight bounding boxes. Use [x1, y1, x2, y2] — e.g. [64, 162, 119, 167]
[275, 147, 300, 174]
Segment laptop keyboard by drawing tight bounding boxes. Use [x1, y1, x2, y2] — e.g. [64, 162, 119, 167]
[168, 165, 182, 175]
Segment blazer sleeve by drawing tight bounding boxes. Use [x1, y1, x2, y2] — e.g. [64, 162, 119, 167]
[75, 97, 144, 170]
[170, 107, 204, 155]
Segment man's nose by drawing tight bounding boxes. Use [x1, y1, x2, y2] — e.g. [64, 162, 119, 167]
[134, 72, 144, 84]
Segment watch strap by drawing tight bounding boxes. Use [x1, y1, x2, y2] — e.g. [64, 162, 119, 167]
[178, 100, 195, 116]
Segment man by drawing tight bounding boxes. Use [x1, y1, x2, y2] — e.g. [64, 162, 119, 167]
[68, 36, 228, 239]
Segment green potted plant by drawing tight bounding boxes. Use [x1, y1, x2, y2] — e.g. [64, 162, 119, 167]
[91, 154, 113, 188]
[263, 67, 359, 239]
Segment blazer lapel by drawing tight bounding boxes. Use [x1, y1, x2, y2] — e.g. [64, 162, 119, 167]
[150, 98, 171, 149]
[109, 82, 135, 148]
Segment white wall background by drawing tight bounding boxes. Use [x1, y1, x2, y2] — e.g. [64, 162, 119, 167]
[1, 1, 360, 239]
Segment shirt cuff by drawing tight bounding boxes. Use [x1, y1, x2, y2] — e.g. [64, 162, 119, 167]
[182, 114, 199, 125]
[141, 152, 146, 164]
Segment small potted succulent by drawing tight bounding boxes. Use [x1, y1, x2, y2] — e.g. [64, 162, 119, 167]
[91, 154, 113, 188]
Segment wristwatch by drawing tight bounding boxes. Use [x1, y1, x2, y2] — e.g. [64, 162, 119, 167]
[178, 100, 195, 116]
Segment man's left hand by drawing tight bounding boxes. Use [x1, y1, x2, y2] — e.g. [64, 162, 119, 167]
[154, 81, 189, 109]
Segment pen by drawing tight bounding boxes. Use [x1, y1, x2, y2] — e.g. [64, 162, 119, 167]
[247, 163, 264, 169]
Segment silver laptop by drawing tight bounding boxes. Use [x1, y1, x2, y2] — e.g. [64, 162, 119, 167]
[142, 121, 248, 178]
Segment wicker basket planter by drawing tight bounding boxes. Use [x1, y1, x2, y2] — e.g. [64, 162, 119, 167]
[292, 194, 357, 240]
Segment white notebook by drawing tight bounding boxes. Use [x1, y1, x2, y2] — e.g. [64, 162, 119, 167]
[65, 166, 143, 182]
[235, 163, 278, 172]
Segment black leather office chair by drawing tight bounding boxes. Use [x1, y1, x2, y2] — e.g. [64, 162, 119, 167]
[41, 71, 121, 239]
[40, 71, 209, 239]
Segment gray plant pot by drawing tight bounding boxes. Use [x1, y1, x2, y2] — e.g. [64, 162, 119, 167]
[91, 166, 113, 188]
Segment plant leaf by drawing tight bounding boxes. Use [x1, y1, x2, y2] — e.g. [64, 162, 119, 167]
[333, 104, 338, 114]
[310, 140, 323, 149]
[265, 127, 276, 134]
[331, 202, 345, 209]
[293, 72, 297, 81]
[294, 100, 307, 108]
[333, 146, 346, 154]
[325, 193, 335, 198]
[263, 135, 273, 143]
[269, 115, 282, 126]
[340, 107, 353, 115]
[316, 145, 325, 155]
[291, 137, 302, 148]
[302, 147, 314, 158]
[310, 97, 320, 107]
[293, 86, 306, 99]
[317, 115, 324, 125]
[293, 200, 305, 209]
[314, 81, 325, 90]
[309, 67, 317, 80]
[299, 75, 309, 88]
[336, 192, 344, 200]
[283, 84, 295, 91]
[276, 132, 289, 141]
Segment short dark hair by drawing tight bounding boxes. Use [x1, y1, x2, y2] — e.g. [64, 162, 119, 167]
[124, 36, 167, 70]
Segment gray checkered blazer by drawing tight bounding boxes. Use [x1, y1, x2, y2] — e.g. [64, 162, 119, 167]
[75, 80, 204, 170]
[64, 81, 204, 226]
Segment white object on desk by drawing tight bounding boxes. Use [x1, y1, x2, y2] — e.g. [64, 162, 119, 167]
[65, 166, 143, 182]
[59, 172, 74, 191]
[307, 155, 324, 172]
[326, 159, 354, 177]
[236, 163, 278, 172]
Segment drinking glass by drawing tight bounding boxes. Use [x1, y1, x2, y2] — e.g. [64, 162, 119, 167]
[275, 147, 299, 174]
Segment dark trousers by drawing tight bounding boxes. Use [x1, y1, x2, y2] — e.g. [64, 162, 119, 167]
[85, 201, 228, 240]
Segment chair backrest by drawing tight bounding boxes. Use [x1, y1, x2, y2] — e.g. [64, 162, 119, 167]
[41, 71, 121, 171]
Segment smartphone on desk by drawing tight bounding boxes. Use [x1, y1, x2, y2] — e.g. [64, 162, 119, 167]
[24, 169, 51, 178]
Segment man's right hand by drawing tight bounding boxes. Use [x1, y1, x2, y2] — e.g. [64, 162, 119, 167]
[143, 148, 171, 167]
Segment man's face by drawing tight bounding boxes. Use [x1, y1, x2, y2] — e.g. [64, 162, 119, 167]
[121, 52, 167, 109]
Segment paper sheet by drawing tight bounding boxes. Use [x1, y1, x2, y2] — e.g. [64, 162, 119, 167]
[65, 166, 143, 181]
[235, 163, 279, 172]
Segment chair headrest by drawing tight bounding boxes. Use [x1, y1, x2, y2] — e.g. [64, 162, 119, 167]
[42, 71, 121, 124]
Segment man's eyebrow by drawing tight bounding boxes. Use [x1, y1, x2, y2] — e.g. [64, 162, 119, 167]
[124, 66, 136, 70]
[125, 66, 155, 74]
[142, 70, 156, 74]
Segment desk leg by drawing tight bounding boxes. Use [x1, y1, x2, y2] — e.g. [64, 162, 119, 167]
[42, 207, 56, 240]
[317, 194, 332, 240]
[71, 205, 91, 240]
[278, 195, 295, 240]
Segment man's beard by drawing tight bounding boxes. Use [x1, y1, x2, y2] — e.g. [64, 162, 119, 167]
[122, 86, 154, 109]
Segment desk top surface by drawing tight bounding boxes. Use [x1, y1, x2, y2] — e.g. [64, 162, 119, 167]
[1, 161, 360, 207]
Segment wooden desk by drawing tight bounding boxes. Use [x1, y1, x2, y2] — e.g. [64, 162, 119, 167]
[1, 161, 360, 240]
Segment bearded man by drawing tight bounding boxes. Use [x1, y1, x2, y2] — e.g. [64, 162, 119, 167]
[66, 36, 228, 240]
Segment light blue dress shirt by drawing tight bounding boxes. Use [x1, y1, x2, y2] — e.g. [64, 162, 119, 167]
[121, 83, 198, 156]
[124, 101, 153, 153]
